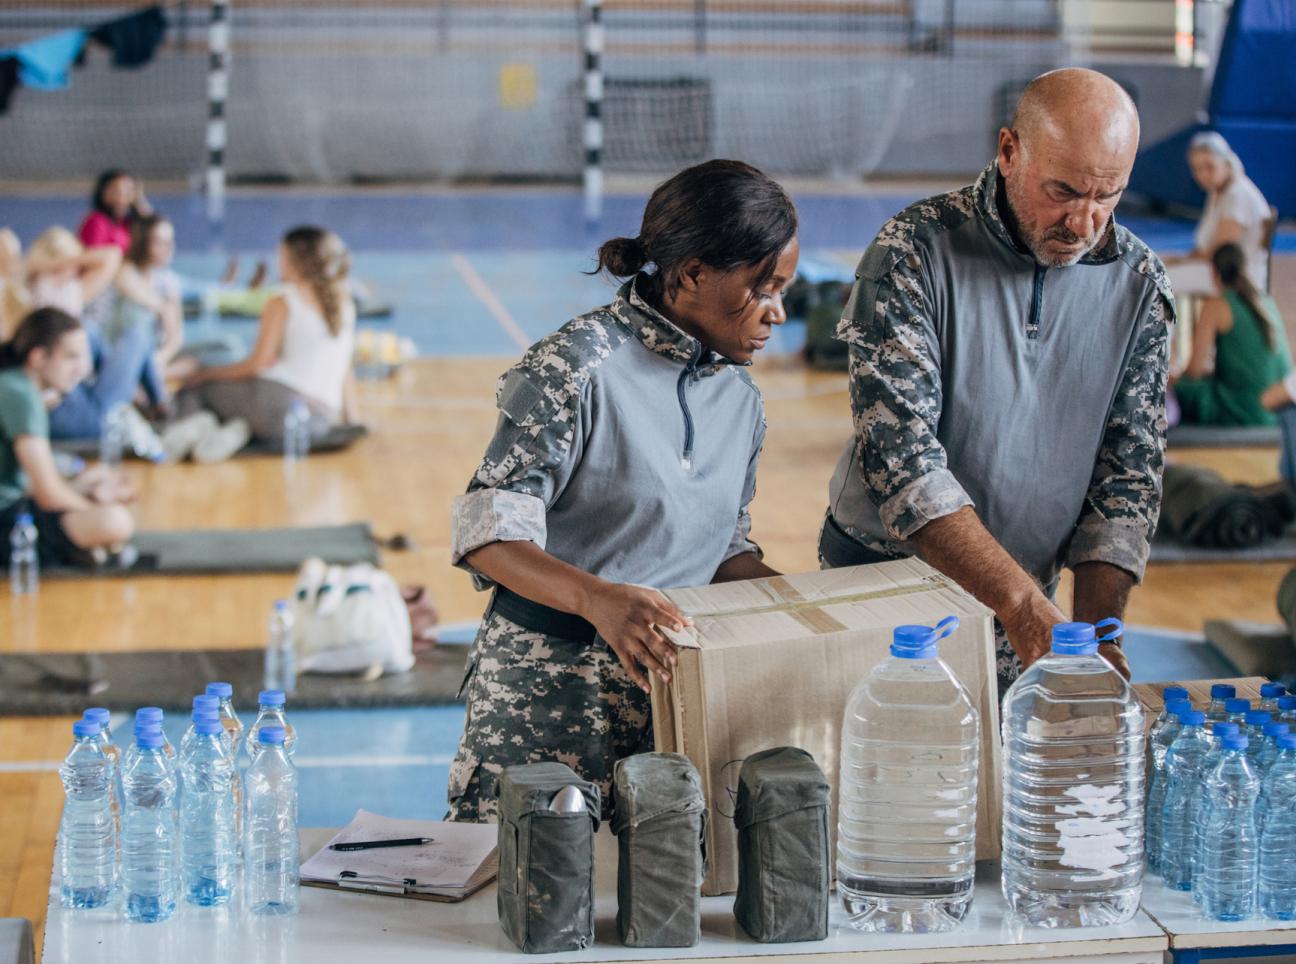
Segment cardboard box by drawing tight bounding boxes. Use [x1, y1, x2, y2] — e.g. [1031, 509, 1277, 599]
[652, 559, 1002, 896]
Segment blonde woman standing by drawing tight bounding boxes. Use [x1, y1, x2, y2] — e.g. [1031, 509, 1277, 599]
[168, 226, 358, 460]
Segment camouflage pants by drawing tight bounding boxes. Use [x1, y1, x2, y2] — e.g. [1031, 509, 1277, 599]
[447, 610, 652, 823]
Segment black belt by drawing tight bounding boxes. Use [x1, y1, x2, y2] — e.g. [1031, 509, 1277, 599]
[818, 513, 897, 569]
[491, 585, 598, 644]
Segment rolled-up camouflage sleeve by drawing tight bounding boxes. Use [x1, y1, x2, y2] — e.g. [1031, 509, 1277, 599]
[720, 409, 766, 566]
[837, 234, 973, 540]
[1065, 291, 1172, 580]
[451, 365, 589, 588]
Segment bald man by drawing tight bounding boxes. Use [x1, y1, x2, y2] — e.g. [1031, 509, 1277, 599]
[821, 69, 1174, 693]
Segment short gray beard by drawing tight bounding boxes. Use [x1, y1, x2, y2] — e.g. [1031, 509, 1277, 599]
[1004, 171, 1103, 267]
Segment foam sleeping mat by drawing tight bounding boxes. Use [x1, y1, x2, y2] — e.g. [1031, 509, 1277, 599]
[53, 424, 368, 461]
[1203, 619, 1296, 679]
[1165, 423, 1281, 449]
[47, 522, 379, 577]
[1149, 528, 1296, 563]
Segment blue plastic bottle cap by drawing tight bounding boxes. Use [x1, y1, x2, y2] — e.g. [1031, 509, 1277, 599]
[195, 718, 224, 736]
[1211, 684, 1237, 700]
[133, 721, 162, 736]
[1225, 698, 1251, 714]
[890, 625, 938, 659]
[1164, 686, 1190, 703]
[72, 720, 100, 738]
[1221, 734, 1249, 751]
[258, 689, 286, 707]
[1214, 722, 1241, 738]
[1051, 622, 1099, 655]
[1278, 735, 1296, 751]
[1264, 722, 1290, 738]
[1262, 682, 1287, 699]
[273, 599, 289, 613]
[1165, 699, 1192, 717]
[1279, 696, 1296, 711]
[191, 708, 221, 723]
[1246, 710, 1272, 727]
[135, 706, 164, 723]
[137, 730, 164, 749]
[258, 726, 286, 746]
[192, 694, 219, 710]
[16, 512, 32, 526]
[205, 682, 233, 699]
[82, 707, 110, 725]
[1177, 709, 1207, 727]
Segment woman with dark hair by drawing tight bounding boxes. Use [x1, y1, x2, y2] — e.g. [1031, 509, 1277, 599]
[0, 307, 136, 567]
[1173, 242, 1291, 426]
[447, 159, 799, 821]
[78, 169, 152, 253]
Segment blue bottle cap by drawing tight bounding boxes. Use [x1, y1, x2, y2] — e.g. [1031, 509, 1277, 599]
[258, 726, 286, 746]
[1163, 686, 1190, 703]
[137, 730, 164, 749]
[1211, 684, 1237, 700]
[195, 718, 224, 736]
[890, 625, 938, 659]
[1246, 710, 1272, 727]
[273, 599, 289, 613]
[135, 706, 164, 723]
[1051, 622, 1099, 655]
[72, 720, 100, 738]
[1177, 709, 1207, 727]
[192, 694, 219, 711]
[258, 689, 286, 707]
[191, 708, 220, 723]
[82, 707, 110, 725]
[1279, 696, 1296, 712]
[1278, 735, 1296, 751]
[15, 512, 32, 526]
[1262, 682, 1287, 699]
[1165, 699, 1192, 717]
[1264, 722, 1290, 739]
[1214, 723, 1241, 738]
[205, 682, 233, 699]
[1225, 698, 1251, 714]
[133, 720, 162, 736]
[1221, 734, 1249, 751]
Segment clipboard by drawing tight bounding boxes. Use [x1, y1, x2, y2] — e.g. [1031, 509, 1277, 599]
[301, 857, 498, 904]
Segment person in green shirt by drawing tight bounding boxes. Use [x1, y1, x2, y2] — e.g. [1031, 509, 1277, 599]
[0, 307, 135, 565]
[1173, 243, 1291, 426]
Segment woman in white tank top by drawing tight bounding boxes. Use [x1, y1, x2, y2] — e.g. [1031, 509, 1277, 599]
[175, 226, 358, 443]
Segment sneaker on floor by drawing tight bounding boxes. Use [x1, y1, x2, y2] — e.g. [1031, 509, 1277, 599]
[193, 418, 251, 464]
[161, 410, 219, 462]
[119, 405, 167, 463]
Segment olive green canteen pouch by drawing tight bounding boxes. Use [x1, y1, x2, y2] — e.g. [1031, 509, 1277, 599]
[732, 746, 830, 943]
[496, 761, 601, 954]
[611, 752, 707, 947]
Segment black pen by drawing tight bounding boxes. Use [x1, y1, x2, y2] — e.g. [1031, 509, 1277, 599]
[329, 837, 435, 852]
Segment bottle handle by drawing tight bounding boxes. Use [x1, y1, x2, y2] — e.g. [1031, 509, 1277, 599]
[1095, 618, 1123, 643]
[933, 615, 960, 640]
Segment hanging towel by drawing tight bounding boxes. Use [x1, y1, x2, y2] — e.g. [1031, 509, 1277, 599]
[14, 28, 87, 90]
[89, 6, 166, 68]
[0, 57, 20, 114]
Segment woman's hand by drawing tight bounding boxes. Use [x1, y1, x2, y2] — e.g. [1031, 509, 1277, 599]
[582, 581, 692, 693]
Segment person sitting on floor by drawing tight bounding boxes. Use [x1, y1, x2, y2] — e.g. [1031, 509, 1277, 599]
[1172, 243, 1291, 427]
[165, 225, 359, 463]
[110, 214, 189, 383]
[1163, 131, 1273, 297]
[0, 307, 136, 568]
[77, 168, 152, 255]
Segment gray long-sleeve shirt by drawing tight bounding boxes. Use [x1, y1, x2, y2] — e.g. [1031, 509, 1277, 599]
[828, 162, 1174, 590]
[453, 278, 765, 592]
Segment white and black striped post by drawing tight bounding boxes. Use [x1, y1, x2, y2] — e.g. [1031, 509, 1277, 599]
[582, 0, 603, 224]
[206, 0, 230, 225]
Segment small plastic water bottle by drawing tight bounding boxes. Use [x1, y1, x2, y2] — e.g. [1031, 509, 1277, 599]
[1192, 722, 1242, 901]
[1196, 733, 1260, 921]
[120, 720, 164, 781]
[1224, 698, 1252, 727]
[82, 708, 121, 836]
[1207, 684, 1237, 724]
[1001, 620, 1145, 928]
[58, 720, 116, 908]
[1259, 734, 1296, 919]
[179, 695, 221, 760]
[1160, 710, 1213, 891]
[100, 402, 130, 468]
[1245, 711, 1273, 764]
[1145, 698, 1191, 875]
[121, 727, 178, 923]
[836, 617, 978, 932]
[1259, 683, 1288, 716]
[282, 399, 311, 469]
[246, 690, 296, 760]
[244, 726, 300, 917]
[133, 707, 175, 760]
[1279, 696, 1296, 724]
[264, 600, 297, 696]
[8, 511, 38, 595]
[179, 716, 238, 906]
[1257, 722, 1291, 775]
[206, 682, 244, 846]
[1151, 687, 1190, 736]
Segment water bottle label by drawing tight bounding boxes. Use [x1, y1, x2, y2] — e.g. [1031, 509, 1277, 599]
[1056, 784, 1132, 873]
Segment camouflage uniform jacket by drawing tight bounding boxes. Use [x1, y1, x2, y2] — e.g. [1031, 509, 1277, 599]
[826, 161, 1174, 592]
[452, 276, 765, 594]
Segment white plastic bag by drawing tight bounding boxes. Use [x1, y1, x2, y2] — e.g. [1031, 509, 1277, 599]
[292, 556, 414, 676]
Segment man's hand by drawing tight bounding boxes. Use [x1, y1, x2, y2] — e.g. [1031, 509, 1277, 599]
[1098, 642, 1131, 680]
[1001, 593, 1068, 670]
